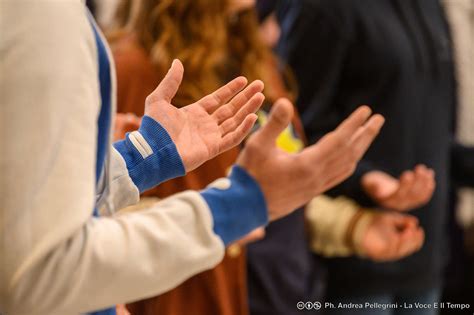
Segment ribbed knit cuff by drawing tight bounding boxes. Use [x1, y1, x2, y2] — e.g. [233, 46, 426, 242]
[113, 116, 185, 193]
[201, 166, 268, 245]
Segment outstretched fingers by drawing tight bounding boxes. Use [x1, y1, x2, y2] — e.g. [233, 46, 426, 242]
[335, 105, 373, 139]
[304, 116, 384, 169]
[300, 108, 384, 192]
[348, 114, 385, 159]
[303, 106, 381, 161]
[211, 80, 264, 122]
[219, 92, 265, 136]
[219, 114, 259, 152]
[199, 76, 248, 112]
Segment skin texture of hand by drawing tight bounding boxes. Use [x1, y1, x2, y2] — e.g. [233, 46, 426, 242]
[361, 212, 425, 262]
[144, 59, 265, 172]
[237, 99, 385, 221]
[361, 165, 436, 211]
[113, 113, 141, 141]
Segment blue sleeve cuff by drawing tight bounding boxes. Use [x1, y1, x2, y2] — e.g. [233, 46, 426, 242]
[88, 307, 116, 315]
[201, 166, 268, 245]
[113, 115, 185, 193]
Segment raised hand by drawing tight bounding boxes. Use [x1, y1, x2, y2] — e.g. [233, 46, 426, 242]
[361, 165, 436, 211]
[144, 59, 265, 172]
[237, 99, 385, 220]
[361, 212, 424, 262]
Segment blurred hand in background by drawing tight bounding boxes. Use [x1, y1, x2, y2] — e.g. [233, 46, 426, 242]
[361, 212, 425, 262]
[362, 165, 436, 211]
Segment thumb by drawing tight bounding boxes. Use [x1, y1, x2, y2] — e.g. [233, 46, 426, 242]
[252, 98, 293, 147]
[149, 59, 184, 103]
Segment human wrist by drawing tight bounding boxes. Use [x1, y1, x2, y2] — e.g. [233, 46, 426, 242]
[113, 115, 185, 193]
[201, 165, 268, 245]
[348, 209, 376, 257]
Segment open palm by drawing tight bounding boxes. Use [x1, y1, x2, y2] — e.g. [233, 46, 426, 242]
[144, 59, 265, 172]
[361, 165, 436, 211]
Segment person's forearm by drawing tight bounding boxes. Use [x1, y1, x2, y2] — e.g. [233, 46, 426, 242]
[306, 195, 373, 257]
[6, 191, 223, 314]
[306, 195, 360, 257]
[201, 166, 268, 245]
[6, 169, 268, 314]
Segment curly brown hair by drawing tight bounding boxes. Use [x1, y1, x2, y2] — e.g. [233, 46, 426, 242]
[114, 0, 292, 107]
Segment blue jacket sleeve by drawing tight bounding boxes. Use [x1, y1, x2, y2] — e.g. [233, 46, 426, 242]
[201, 166, 269, 245]
[113, 115, 185, 193]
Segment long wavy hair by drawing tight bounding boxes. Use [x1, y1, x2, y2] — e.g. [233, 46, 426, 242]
[114, 0, 293, 106]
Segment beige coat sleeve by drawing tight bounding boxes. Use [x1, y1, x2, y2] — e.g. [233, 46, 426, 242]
[305, 195, 374, 257]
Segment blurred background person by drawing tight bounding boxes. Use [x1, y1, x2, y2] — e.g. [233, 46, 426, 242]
[248, 3, 432, 315]
[440, 0, 474, 311]
[280, 0, 474, 314]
